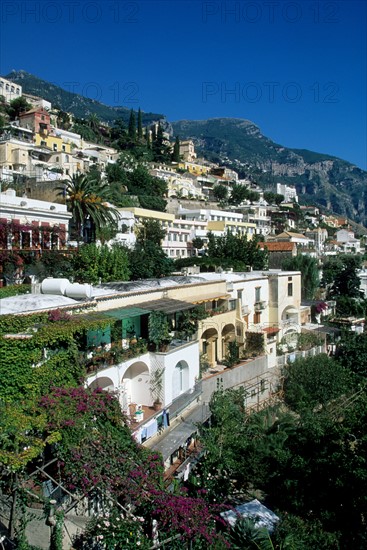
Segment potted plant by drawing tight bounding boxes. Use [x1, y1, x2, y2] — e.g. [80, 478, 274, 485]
[150, 366, 164, 410]
[148, 311, 171, 351]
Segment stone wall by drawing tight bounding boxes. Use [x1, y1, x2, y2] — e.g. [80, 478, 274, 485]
[201, 355, 280, 406]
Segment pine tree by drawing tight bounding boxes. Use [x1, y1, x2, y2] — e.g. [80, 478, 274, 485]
[172, 136, 180, 162]
[137, 108, 143, 140]
[128, 109, 136, 141]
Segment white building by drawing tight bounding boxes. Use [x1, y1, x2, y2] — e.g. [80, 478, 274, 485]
[23, 93, 52, 111]
[149, 164, 204, 200]
[335, 228, 361, 253]
[305, 227, 328, 254]
[276, 182, 298, 203]
[0, 188, 71, 252]
[243, 200, 272, 236]
[0, 77, 22, 103]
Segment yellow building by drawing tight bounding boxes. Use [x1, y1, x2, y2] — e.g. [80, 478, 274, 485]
[118, 207, 175, 229]
[207, 220, 256, 237]
[34, 133, 71, 154]
[177, 161, 209, 176]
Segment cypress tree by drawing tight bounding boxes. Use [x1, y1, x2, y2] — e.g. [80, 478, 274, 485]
[156, 121, 164, 147]
[172, 136, 180, 162]
[137, 108, 143, 140]
[128, 109, 136, 141]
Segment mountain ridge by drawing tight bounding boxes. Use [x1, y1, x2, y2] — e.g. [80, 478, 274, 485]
[171, 118, 367, 228]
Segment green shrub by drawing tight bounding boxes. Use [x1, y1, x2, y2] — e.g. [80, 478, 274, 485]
[0, 284, 31, 299]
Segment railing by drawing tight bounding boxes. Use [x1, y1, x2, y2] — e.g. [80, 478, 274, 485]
[165, 336, 196, 352]
[277, 344, 326, 366]
[83, 340, 148, 373]
[281, 318, 299, 329]
[207, 305, 229, 316]
[254, 300, 267, 312]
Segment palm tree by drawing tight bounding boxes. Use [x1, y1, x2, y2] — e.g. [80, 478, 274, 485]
[57, 173, 118, 244]
[87, 113, 101, 132]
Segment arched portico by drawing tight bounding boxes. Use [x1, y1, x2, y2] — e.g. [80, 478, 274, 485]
[221, 323, 235, 358]
[201, 327, 218, 366]
[122, 361, 150, 406]
[281, 306, 299, 325]
[281, 306, 299, 345]
[89, 376, 115, 392]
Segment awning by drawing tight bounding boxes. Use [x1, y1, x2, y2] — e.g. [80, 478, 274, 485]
[104, 306, 151, 320]
[137, 298, 195, 315]
[190, 292, 230, 304]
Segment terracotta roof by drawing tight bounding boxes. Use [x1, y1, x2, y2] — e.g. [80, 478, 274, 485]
[19, 108, 49, 116]
[259, 242, 296, 252]
[263, 327, 280, 335]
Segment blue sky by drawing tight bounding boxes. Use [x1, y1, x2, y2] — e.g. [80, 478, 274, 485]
[1, 0, 366, 168]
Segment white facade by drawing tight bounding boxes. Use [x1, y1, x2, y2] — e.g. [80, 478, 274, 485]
[244, 201, 272, 236]
[0, 77, 22, 103]
[52, 127, 82, 148]
[305, 227, 328, 253]
[358, 269, 367, 298]
[0, 188, 71, 226]
[23, 93, 52, 111]
[115, 209, 137, 248]
[276, 182, 298, 203]
[335, 229, 361, 253]
[86, 342, 199, 413]
[178, 207, 243, 224]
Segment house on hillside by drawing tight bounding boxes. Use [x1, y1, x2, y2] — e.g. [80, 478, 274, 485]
[305, 227, 328, 254]
[259, 241, 297, 268]
[0, 76, 22, 102]
[179, 140, 197, 162]
[335, 228, 361, 253]
[275, 231, 313, 248]
[276, 182, 298, 203]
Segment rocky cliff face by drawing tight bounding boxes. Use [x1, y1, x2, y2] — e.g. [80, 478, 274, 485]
[172, 118, 367, 227]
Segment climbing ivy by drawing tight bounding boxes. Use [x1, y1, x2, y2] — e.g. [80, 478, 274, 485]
[0, 311, 116, 403]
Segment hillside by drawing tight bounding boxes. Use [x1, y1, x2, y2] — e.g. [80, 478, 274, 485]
[5, 70, 163, 125]
[3, 72, 366, 227]
[172, 118, 367, 228]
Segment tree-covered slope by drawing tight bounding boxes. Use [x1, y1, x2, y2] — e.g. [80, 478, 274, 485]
[172, 118, 367, 227]
[5, 70, 163, 125]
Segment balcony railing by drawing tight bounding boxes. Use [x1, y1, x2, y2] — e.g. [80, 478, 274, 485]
[207, 305, 229, 316]
[277, 344, 326, 366]
[254, 301, 267, 312]
[83, 339, 148, 373]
